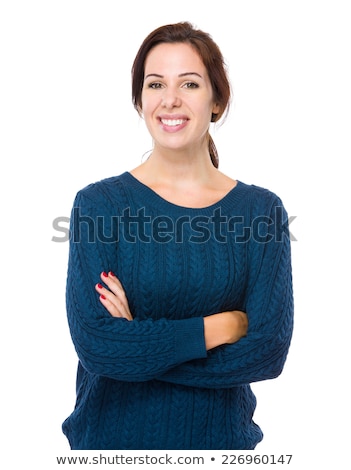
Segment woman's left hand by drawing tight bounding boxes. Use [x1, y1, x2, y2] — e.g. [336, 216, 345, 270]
[95, 271, 133, 321]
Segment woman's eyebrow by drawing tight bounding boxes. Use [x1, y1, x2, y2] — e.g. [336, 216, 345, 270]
[144, 72, 203, 80]
[178, 72, 203, 78]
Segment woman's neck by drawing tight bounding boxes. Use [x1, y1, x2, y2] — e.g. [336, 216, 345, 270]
[129, 148, 237, 209]
[132, 147, 217, 188]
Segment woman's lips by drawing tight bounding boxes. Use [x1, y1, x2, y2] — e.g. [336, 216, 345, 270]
[159, 116, 188, 132]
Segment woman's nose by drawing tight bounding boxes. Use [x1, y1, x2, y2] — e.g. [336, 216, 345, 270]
[161, 88, 181, 109]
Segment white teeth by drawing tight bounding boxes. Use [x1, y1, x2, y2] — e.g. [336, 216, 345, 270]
[161, 119, 186, 126]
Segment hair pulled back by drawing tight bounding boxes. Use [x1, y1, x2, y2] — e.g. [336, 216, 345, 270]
[131, 22, 231, 168]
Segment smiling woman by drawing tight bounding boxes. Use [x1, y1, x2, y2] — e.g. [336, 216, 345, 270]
[62, 21, 294, 450]
[132, 22, 231, 169]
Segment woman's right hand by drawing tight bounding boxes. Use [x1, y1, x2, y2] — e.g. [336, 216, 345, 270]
[203, 310, 248, 351]
[95, 271, 133, 321]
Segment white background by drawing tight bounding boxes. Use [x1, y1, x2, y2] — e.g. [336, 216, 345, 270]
[1, 0, 350, 468]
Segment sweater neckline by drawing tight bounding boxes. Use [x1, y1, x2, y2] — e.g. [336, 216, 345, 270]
[121, 171, 247, 214]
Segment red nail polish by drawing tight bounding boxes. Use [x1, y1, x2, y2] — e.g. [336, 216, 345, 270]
[102, 272, 108, 277]
[97, 283, 103, 289]
[109, 271, 115, 277]
[100, 295, 106, 300]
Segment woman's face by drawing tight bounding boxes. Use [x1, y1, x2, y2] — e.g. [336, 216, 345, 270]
[141, 42, 220, 155]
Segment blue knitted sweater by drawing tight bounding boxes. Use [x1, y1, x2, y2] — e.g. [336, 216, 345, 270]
[62, 172, 293, 450]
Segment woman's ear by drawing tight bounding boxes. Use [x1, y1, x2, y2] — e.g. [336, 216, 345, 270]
[212, 102, 221, 115]
[211, 103, 221, 122]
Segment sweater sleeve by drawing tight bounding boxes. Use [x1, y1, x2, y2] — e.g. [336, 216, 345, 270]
[65, 187, 207, 382]
[156, 196, 294, 388]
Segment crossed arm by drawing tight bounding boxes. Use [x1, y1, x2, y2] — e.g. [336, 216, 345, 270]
[95, 270, 248, 351]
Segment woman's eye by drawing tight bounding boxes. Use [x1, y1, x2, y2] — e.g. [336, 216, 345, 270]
[183, 82, 199, 89]
[148, 82, 163, 89]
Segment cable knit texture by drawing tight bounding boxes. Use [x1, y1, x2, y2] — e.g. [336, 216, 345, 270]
[62, 172, 293, 450]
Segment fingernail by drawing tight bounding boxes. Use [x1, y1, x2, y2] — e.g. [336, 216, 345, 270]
[97, 283, 103, 289]
[109, 271, 115, 277]
[100, 295, 106, 300]
[102, 272, 108, 277]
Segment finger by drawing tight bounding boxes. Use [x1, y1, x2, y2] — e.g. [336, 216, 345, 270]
[98, 290, 133, 320]
[98, 271, 133, 320]
[100, 271, 126, 298]
[95, 282, 133, 320]
[100, 272, 130, 314]
[95, 282, 121, 310]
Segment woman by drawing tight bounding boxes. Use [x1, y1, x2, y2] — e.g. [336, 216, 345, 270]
[62, 22, 293, 450]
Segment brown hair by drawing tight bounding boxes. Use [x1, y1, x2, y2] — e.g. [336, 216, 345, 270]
[131, 22, 231, 168]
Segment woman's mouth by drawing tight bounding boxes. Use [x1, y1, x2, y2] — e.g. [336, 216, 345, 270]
[161, 118, 187, 126]
[159, 117, 188, 132]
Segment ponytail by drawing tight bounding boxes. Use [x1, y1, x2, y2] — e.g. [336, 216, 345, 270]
[208, 133, 219, 168]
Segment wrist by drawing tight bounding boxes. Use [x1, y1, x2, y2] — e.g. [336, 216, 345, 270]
[203, 311, 248, 351]
[203, 313, 230, 350]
